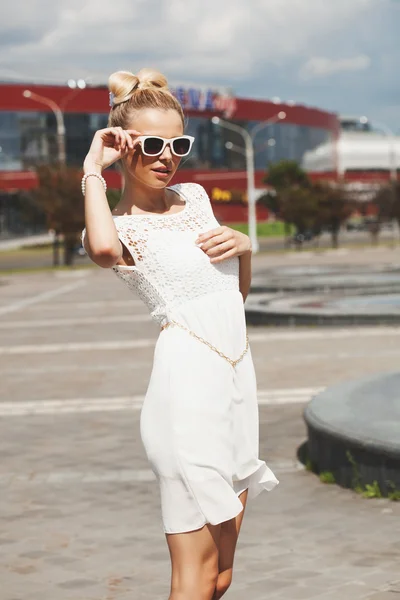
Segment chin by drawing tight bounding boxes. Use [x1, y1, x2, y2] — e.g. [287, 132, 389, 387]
[146, 178, 172, 189]
[148, 172, 175, 188]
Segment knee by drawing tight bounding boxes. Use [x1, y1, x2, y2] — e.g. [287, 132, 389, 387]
[213, 569, 233, 599]
[171, 564, 219, 600]
[198, 561, 220, 599]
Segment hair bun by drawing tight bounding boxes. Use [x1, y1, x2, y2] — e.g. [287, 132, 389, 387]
[108, 68, 169, 105]
[135, 68, 169, 92]
[108, 71, 140, 105]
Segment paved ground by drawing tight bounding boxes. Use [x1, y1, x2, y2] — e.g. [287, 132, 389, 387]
[1, 247, 400, 599]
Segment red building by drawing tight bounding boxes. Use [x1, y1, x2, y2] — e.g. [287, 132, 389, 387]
[0, 82, 339, 234]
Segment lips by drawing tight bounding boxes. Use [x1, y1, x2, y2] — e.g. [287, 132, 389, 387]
[152, 167, 171, 174]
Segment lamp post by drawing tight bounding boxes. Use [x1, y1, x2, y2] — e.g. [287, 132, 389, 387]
[22, 81, 86, 266]
[212, 111, 286, 253]
[22, 81, 86, 165]
[23, 90, 66, 165]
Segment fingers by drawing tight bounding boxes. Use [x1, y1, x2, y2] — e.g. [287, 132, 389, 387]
[115, 128, 141, 154]
[195, 226, 225, 243]
[120, 129, 134, 154]
[205, 239, 235, 258]
[199, 230, 231, 253]
[100, 127, 122, 151]
[126, 129, 142, 137]
[114, 127, 126, 152]
[98, 127, 141, 154]
[126, 130, 142, 150]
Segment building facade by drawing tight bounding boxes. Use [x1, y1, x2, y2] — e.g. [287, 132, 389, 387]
[0, 82, 339, 236]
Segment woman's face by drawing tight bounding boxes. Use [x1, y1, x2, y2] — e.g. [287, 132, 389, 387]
[123, 108, 184, 189]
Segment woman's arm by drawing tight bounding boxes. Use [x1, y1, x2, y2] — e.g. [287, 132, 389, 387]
[82, 163, 122, 269]
[239, 248, 252, 302]
[82, 127, 139, 268]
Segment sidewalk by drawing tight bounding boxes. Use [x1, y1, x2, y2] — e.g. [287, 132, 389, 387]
[0, 233, 54, 251]
[1, 247, 400, 599]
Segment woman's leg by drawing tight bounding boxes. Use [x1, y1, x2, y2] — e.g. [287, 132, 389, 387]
[213, 488, 249, 599]
[166, 522, 221, 600]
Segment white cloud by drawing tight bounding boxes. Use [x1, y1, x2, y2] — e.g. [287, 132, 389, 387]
[299, 55, 371, 80]
[0, 0, 378, 85]
[3, 0, 399, 129]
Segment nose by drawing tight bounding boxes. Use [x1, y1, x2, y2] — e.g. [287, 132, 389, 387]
[159, 142, 173, 161]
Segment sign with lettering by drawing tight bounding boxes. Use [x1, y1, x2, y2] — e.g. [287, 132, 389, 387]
[211, 187, 248, 204]
[171, 86, 237, 118]
[211, 188, 232, 203]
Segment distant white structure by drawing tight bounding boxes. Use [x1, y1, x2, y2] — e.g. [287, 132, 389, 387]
[302, 115, 400, 176]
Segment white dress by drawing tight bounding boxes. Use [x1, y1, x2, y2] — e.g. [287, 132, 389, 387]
[82, 182, 278, 534]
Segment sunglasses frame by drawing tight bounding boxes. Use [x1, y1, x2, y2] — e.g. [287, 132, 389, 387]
[135, 135, 195, 157]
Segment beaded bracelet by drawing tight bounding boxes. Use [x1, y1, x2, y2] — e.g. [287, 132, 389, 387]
[81, 172, 107, 196]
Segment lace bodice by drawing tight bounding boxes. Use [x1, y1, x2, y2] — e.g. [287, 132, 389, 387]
[82, 183, 239, 326]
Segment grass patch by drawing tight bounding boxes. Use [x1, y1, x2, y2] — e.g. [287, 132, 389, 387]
[387, 481, 400, 501]
[254, 240, 400, 256]
[346, 450, 364, 494]
[229, 221, 294, 237]
[319, 471, 336, 484]
[346, 451, 400, 500]
[362, 481, 383, 499]
[305, 458, 314, 472]
[301, 448, 400, 500]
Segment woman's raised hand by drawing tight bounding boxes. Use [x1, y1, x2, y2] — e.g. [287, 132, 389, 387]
[83, 127, 142, 173]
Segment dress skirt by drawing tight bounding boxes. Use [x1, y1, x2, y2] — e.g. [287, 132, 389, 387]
[140, 289, 279, 534]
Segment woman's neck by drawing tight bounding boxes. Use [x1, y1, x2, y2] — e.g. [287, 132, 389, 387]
[118, 176, 171, 215]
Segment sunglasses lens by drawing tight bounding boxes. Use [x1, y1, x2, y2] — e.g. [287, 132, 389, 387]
[143, 137, 164, 155]
[172, 137, 191, 156]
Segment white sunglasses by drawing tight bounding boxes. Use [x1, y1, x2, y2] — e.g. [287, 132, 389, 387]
[135, 135, 195, 157]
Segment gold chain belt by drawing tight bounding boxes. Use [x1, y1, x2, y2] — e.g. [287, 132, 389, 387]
[160, 319, 249, 368]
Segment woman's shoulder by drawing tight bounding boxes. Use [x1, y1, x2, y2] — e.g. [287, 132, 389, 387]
[170, 181, 207, 197]
[173, 182, 215, 218]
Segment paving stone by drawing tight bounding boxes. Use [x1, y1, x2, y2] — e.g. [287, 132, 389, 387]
[367, 594, 399, 599]
[274, 585, 337, 599]
[1, 254, 400, 598]
[315, 582, 373, 600]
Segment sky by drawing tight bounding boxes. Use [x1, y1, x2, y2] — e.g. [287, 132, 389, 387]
[2, 0, 399, 131]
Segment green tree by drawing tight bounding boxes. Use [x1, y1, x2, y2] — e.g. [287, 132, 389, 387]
[261, 160, 316, 246]
[256, 190, 281, 224]
[264, 159, 310, 190]
[33, 165, 85, 266]
[375, 182, 400, 237]
[34, 165, 121, 266]
[313, 182, 354, 248]
[280, 186, 320, 239]
[261, 160, 353, 248]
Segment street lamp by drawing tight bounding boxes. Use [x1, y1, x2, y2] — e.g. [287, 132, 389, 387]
[212, 111, 286, 253]
[23, 89, 66, 165]
[67, 79, 86, 89]
[250, 112, 286, 141]
[226, 137, 276, 156]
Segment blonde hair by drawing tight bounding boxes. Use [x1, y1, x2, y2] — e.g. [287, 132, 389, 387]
[107, 68, 185, 129]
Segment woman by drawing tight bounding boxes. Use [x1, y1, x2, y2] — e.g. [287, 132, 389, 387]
[81, 67, 278, 600]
